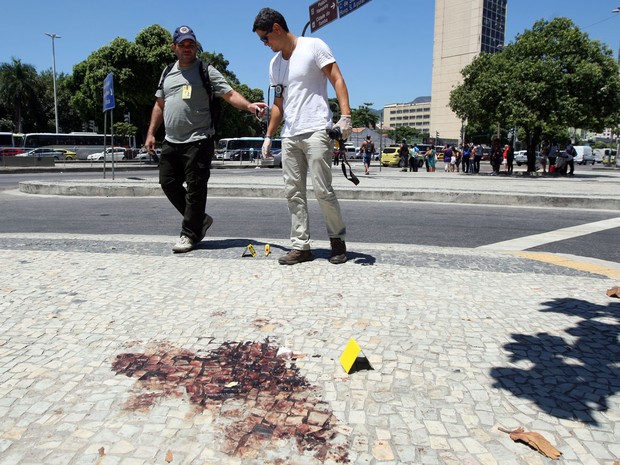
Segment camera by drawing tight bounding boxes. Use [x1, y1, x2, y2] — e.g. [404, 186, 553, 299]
[327, 126, 342, 140]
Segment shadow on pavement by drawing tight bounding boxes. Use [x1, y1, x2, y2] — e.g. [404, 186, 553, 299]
[490, 297, 620, 425]
[198, 239, 377, 265]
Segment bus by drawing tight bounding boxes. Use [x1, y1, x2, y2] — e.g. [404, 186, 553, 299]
[21, 132, 108, 160]
[0, 132, 25, 156]
[216, 137, 282, 161]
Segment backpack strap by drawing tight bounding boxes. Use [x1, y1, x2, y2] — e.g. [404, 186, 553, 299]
[157, 62, 175, 92]
[198, 60, 214, 100]
[198, 60, 219, 131]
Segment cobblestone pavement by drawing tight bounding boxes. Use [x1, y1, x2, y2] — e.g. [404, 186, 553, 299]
[0, 233, 619, 465]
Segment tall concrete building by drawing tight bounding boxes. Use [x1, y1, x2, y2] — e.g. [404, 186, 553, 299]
[430, 0, 507, 142]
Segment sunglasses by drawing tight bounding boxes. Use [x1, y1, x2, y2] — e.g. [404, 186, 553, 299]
[259, 30, 273, 43]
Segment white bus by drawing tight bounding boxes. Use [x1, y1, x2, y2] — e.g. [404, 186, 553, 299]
[21, 132, 109, 160]
[216, 137, 282, 162]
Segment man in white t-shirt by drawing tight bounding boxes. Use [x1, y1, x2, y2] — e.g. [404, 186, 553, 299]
[253, 8, 352, 265]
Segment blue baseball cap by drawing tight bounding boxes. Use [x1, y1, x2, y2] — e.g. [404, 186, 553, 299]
[173, 25, 196, 44]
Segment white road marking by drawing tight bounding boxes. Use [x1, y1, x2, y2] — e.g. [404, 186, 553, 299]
[477, 217, 620, 251]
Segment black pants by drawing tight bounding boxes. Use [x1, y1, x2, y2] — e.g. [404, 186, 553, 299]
[462, 156, 470, 173]
[567, 159, 574, 175]
[473, 156, 481, 173]
[409, 157, 418, 171]
[159, 138, 213, 242]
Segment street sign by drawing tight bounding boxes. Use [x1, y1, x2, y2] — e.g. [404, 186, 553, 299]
[309, 0, 338, 33]
[337, 0, 372, 18]
[103, 73, 115, 112]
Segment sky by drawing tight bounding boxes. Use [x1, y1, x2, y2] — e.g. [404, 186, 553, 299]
[2, 0, 620, 111]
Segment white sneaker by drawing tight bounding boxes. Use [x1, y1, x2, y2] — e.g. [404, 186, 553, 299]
[172, 235, 194, 253]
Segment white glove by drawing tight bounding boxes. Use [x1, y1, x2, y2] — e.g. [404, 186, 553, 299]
[262, 136, 273, 157]
[334, 115, 353, 140]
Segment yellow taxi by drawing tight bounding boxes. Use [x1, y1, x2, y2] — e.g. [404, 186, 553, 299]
[55, 149, 77, 160]
[380, 146, 402, 166]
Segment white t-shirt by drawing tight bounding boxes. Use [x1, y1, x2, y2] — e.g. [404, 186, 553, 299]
[269, 37, 335, 138]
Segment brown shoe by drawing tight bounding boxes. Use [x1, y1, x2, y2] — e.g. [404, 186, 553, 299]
[329, 238, 348, 264]
[278, 249, 315, 265]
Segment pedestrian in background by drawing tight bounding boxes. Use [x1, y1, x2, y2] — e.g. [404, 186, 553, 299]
[473, 143, 483, 173]
[253, 7, 351, 265]
[425, 145, 436, 172]
[461, 143, 471, 173]
[145, 25, 266, 253]
[443, 144, 453, 172]
[409, 143, 420, 172]
[540, 140, 549, 174]
[490, 139, 502, 176]
[361, 134, 374, 175]
[502, 144, 510, 173]
[548, 141, 559, 173]
[399, 139, 409, 172]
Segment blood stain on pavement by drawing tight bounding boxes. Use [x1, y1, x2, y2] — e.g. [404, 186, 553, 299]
[112, 340, 349, 462]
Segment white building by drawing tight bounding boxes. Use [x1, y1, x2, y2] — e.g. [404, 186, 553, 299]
[382, 97, 432, 132]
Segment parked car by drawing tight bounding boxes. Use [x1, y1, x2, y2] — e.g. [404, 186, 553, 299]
[55, 149, 77, 160]
[0, 147, 25, 157]
[135, 149, 161, 161]
[593, 148, 616, 164]
[573, 145, 594, 165]
[380, 146, 401, 166]
[87, 147, 126, 161]
[16, 148, 65, 160]
[514, 150, 541, 166]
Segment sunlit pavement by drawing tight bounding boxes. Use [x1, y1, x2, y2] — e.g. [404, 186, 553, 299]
[0, 231, 619, 464]
[1, 164, 620, 464]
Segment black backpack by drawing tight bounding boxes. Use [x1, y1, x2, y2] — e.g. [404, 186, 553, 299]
[157, 60, 221, 131]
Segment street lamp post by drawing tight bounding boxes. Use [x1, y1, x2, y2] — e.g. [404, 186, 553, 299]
[45, 33, 61, 133]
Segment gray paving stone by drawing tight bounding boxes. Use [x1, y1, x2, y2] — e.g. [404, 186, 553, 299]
[0, 236, 618, 464]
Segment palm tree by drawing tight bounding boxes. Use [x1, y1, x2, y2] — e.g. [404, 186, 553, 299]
[0, 58, 39, 133]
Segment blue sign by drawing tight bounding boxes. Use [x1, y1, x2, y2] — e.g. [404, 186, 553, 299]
[337, 0, 371, 18]
[103, 73, 115, 112]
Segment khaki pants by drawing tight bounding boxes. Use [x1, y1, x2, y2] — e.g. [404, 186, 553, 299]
[282, 130, 346, 250]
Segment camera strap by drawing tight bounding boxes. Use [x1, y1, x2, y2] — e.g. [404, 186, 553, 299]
[337, 140, 360, 185]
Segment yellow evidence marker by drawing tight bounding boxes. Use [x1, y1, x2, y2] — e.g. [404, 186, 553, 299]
[339, 338, 372, 374]
[242, 244, 257, 257]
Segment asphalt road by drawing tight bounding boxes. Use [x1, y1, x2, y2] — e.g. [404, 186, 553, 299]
[2, 186, 619, 264]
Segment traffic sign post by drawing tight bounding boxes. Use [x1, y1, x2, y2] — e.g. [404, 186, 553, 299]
[337, 0, 372, 18]
[103, 73, 115, 112]
[102, 73, 116, 180]
[305, 0, 372, 35]
[309, 0, 338, 33]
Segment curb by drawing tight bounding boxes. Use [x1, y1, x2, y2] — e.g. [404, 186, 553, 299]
[17, 180, 620, 210]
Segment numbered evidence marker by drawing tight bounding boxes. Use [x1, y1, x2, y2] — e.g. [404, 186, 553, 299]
[242, 244, 257, 257]
[339, 338, 373, 374]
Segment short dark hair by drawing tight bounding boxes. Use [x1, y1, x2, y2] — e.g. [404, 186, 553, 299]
[253, 8, 289, 33]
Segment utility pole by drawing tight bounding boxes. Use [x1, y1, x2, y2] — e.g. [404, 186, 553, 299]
[45, 33, 61, 133]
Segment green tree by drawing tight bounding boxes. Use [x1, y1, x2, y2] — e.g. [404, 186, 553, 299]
[35, 71, 82, 132]
[352, 102, 378, 129]
[386, 126, 423, 143]
[113, 122, 138, 147]
[450, 17, 620, 172]
[0, 58, 40, 133]
[69, 25, 265, 143]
